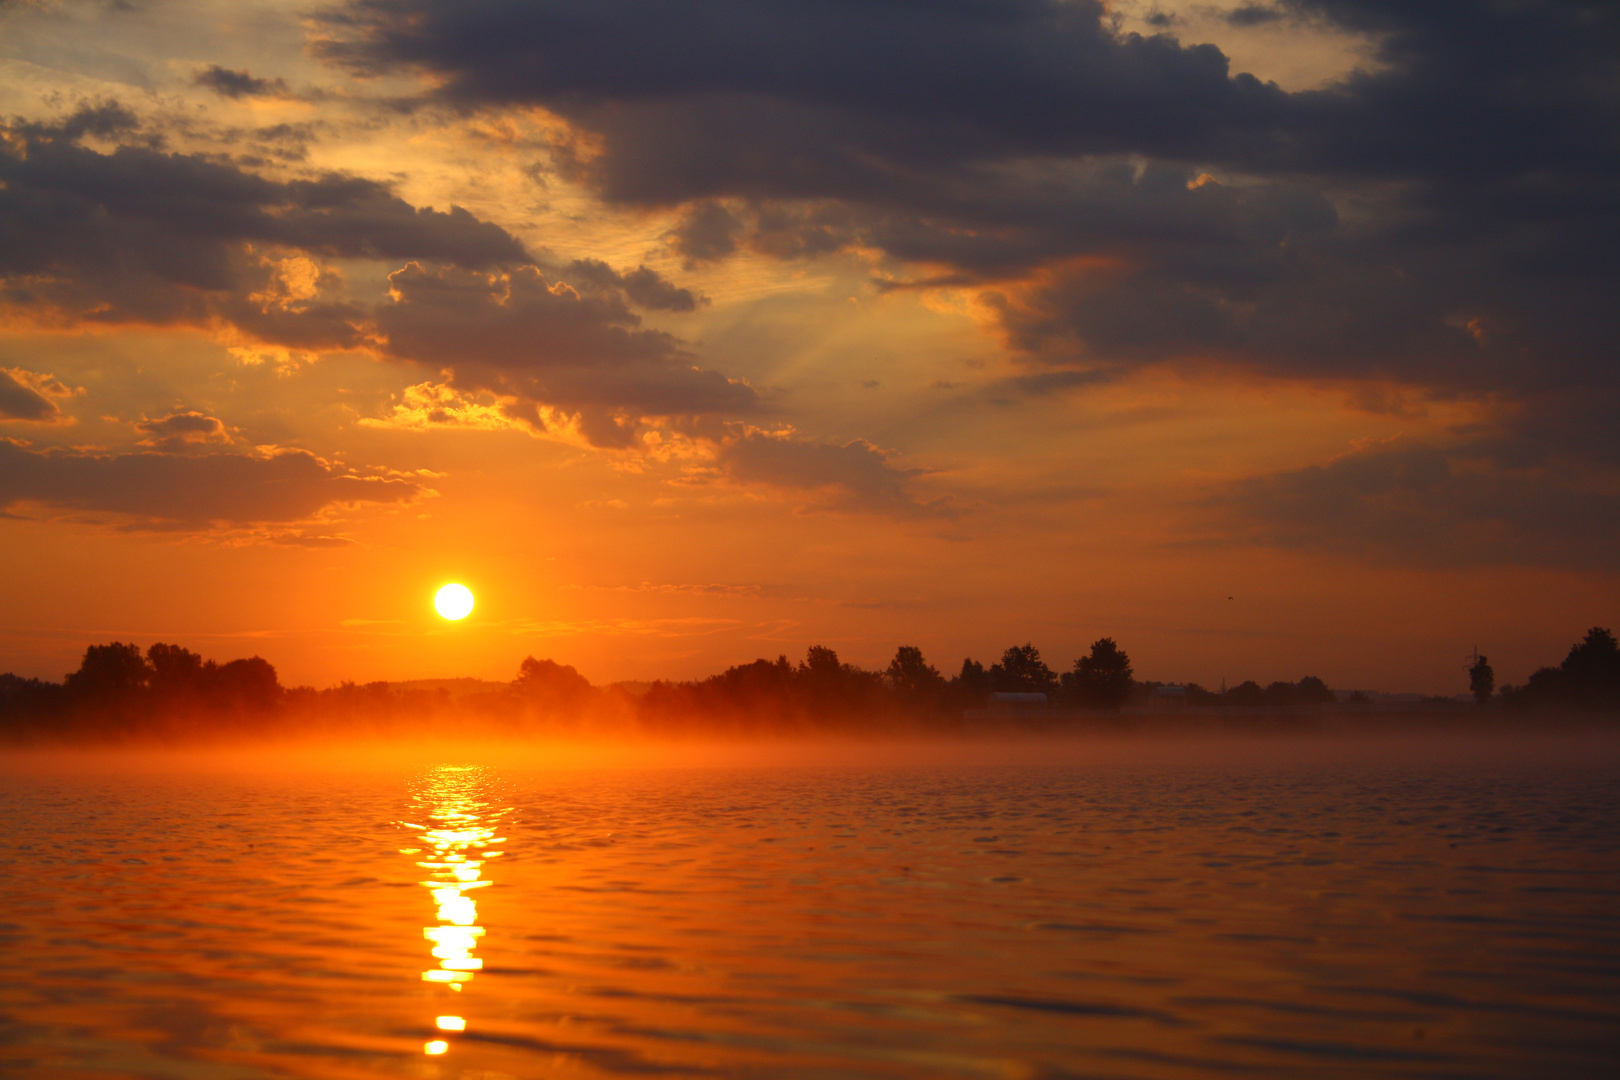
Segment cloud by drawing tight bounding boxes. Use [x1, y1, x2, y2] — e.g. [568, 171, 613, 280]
[134, 411, 232, 450]
[0, 106, 530, 338]
[312, 1, 1616, 211]
[373, 263, 758, 444]
[313, 0, 1290, 192]
[0, 441, 423, 528]
[667, 201, 742, 267]
[715, 427, 947, 516]
[270, 532, 355, 547]
[193, 66, 291, 99]
[0, 106, 753, 444]
[563, 259, 705, 312]
[360, 382, 536, 434]
[572, 581, 762, 596]
[0, 110, 784, 481]
[1209, 437, 1620, 570]
[1225, 4, 1287, 28]
[0, 369, 62, 422]
[309, 0, 1620, 445]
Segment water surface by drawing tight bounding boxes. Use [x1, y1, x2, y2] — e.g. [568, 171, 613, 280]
[2, 737, 1617, 1078]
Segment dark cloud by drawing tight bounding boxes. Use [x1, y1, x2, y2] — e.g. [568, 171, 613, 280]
[313, 1, 1616, 198]
[562, 258, 704, 312]
[1225, 4, 1286, 27]
[717, 429, 945, 516]
[305, 0, 1615, 548]
[315, 0, 1288, 191]
[668, 201, 742, 266]
[134, 411, 230, 450]
[373, 263, 757, 442]
[0, 370, 59, 422]
[270, 532, 355, 547]
[0, 106, 529, 337]
[193, 66, 291, 99]
[0, 106, 711, 364]
[0, 441, 422, 527]
[0, 107, 749, 438]
[1212, 437, 1620, 570]
[994, 368, 1118, 396]
[24, 100, 141, 142]
[309, 1, 1620, 403]
[618, 266, 704, 313]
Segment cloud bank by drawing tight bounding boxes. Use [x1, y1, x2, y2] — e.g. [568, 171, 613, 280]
[307, 0, 1620, 560]
[0, 441, 423, 527]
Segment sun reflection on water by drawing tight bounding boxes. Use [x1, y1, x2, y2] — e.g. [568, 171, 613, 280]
[401, 764, 511, 1056]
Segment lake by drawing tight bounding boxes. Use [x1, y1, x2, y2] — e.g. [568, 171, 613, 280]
[2, 735, 1617, 1078]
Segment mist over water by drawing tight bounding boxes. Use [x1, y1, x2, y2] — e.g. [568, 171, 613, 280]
[2, 734, 1618, 1078]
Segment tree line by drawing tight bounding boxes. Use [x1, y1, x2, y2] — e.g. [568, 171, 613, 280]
[631, 638, 1340, 727]
[1, 636, 1335, 740]
[1496, 628, 1620, 711]
[0, 641, 282, 738]
[2, 628, 1613, 741]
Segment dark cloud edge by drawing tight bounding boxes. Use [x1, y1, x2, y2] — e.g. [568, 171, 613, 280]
[0, 106, 939, 518]
[0, 440, 428, 531]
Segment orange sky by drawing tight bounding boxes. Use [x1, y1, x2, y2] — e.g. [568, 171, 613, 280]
[1, 0, 1615, 693]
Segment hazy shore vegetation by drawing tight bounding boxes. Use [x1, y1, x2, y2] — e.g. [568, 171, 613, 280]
[2, 630, 1616, 744]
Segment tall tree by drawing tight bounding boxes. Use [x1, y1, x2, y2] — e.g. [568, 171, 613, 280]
[887, 645, 943, 695]
[1561, 628, 1620, 706]
[952, 658, 990, 705]
[1294, 676, 1336, 706]
[1065, 638, 1135, 709]
[990, 643, 1057, 695]
[212, 657, 281, 713]
[64, 642, 150, 700]
[1468, 653, 1495, 707]
[1503, 627, 1620, 712]
[514, 656, 593, 714]
[148, 642, 210, 709]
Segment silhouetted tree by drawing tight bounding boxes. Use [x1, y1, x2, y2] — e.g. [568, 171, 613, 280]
[1504, 666, 1563, 709]
[886, 646, 946, 716]
[951, 658, 991, 707]
[990, 643, 1058, 695]
[1294, 676, 1336, 706]
[147, 642, 212, 716]
[886, 646, 943, 694]
[212, 657, 281, 714]
[324, 680, 398, 714]
[0, 673, 66, 735]
[1561, 628, 1620, 707]
[65, 642, 150, 701]
[1468, 654, 1495, 707]
[1222, 680, 1266, 707]
[798, 646, 884, 720]
[1063, 638, 1134, 708]
[639, 655, 797, 729]
[637, 647, 891, 729]
[513, 657, 594, 717]
[148, 642, 206, 691]
[713, 656, 796, 703]
[801, 645, 842, 682]
[1263, 680, 1296, 706]
[1504, 627, 1620, 712]
[57, 642, 153, 733]
[1183, 682, 1218, 706]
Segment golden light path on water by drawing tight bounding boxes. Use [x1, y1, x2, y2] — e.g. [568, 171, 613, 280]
[399, 765, 511, 1058]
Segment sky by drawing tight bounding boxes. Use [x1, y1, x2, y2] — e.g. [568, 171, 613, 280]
[0, 0, 1615, 694]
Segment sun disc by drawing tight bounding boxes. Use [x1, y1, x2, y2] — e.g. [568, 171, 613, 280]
[434, 584, 475, 621]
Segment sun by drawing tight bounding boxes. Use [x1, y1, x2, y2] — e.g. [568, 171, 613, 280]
[434, 584, 475, 621]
